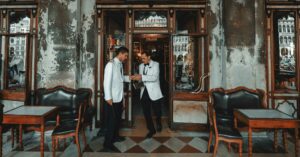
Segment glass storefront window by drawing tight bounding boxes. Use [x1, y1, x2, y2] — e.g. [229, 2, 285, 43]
[5, 10, 30, 90]
[273, 11, 296, 90]
[104, 11, 126, 63]
[173, 35, 199, 91]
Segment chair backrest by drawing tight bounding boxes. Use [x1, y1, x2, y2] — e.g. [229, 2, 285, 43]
[0, 103, 3, 123]
[76, 102, 87, 134]
[209, 86, 267, 126]
[35, 86, 92, 121]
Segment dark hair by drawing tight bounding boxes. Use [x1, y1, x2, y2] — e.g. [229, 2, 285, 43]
[116, 46, 129, 55]
[141, 51, 151, 57]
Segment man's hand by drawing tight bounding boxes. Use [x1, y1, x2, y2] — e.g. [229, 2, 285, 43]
[106, 99, 113, 106]
[132, 74, 142, 81]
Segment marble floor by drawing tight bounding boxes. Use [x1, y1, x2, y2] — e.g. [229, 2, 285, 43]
[3, 116, 297, 157]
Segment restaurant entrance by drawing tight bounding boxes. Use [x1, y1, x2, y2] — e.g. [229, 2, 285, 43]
[131, 34, 170, 119]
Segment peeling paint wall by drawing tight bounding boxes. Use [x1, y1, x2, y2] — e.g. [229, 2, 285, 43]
[208, 0, 225, 89]
[78, 0, 96, 89]
[37, 0, 96, 89]
[208, 0, 266, 90]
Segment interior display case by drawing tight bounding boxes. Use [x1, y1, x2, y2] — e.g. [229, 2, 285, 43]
[103, 11, 126, 63]
[173, 35, 199, 91]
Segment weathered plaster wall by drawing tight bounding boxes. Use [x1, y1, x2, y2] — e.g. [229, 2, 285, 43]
[208, 0, 266, 90]
[208, 0, 225, 88]
[78, 0, 96, 89]
[37, 0, 96, 89]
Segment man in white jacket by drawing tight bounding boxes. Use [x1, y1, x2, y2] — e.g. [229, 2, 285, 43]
[132, 51, 163, 138]
[103, 46, 130, 151]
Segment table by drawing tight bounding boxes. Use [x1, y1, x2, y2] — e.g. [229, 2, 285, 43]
[234, 109, 300, 157]
[0, 106, 59, 157]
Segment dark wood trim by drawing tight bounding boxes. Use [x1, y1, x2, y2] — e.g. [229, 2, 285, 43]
[173, 92, 208, 101]
[97, 0, 206, 5]
[265, 1, 300, 118]
[0, 90, 25, 101]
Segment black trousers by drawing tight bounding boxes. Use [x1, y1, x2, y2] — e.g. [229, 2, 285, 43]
[103, 101, 123, 147]
[141, 88, 162, 133]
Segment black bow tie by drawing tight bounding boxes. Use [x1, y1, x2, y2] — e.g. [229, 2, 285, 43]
[144, 63, 149, 66]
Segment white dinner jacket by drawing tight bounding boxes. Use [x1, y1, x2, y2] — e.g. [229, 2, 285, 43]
[104, 57, 130, 103]
[139, 60, 163, 101]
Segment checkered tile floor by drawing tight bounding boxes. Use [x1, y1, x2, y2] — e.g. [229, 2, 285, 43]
[87, 136, 209, 153]
[18, 135, 287, 154]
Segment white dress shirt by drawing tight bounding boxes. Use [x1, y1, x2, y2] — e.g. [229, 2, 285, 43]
[104, 57, 130, 102]
[139, 60, 163, 101]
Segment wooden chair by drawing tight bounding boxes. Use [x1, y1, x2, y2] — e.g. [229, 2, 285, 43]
[207, 104, 243, 157]
[51, 103, 87, 157]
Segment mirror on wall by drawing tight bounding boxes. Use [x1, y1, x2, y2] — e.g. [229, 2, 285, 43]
[273, 11, 296, 90]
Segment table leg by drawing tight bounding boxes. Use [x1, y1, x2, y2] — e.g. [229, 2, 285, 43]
[0, 126, 2, 157]
[274, 129, 278, 152]
[283, 130, 287, 153]
[19, 125, 23, 150]
[295, 128, 299, 157]
[40, 123, 45, 157]
[248, 127, 252, 157]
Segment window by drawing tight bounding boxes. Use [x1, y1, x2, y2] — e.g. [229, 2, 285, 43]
[173, 10, 207, 92]
[103, 11, 126, 63]
[134, 11, 168, 28]
[273, 11, 296, 90]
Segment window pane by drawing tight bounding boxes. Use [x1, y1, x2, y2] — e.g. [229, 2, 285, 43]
[9, 11, 30, 33]
[176, 11, 198, 33]
[173, 35, 199, 91]
[104, 11, 126, 63]
[7, 35, 27, 89]
[134, 11, 167, 28]
[273, 11, 296, 90]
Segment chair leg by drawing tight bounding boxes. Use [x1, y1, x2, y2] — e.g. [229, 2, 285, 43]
[228, 143, 231, 152]
[64, 139, 67, 148]
[56, 139, 59, 149]
[11, 128, 14, 148]
[75, 135, 82, 157]
[283, 129, 288, 152]
[52, 136, 56, 157]
[239, 142, 242, 157]
[208, 131, 213, 152]
[213, 140, 219, 157]
[81, 129, 87, 148]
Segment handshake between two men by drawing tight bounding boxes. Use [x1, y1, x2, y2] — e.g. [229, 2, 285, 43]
[129, 74, 142, 81]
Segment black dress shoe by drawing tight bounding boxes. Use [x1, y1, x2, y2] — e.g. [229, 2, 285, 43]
[145, 131, 156, 138]
[103, 145, 119, 152]
[114, 136, 126, 142]
[157, 124, 162, 132]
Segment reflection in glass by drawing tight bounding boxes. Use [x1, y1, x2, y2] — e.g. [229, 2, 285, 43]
[274, 12, 296, 90]
[104, 11, 126, 65]
[176, 11, 198, 33]
[173, 36, 199, 91]
[134, 11, 167, 28]
[6, 11, 30, 89]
